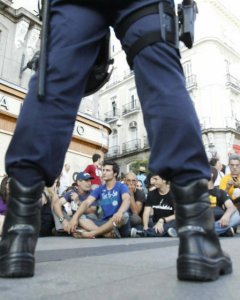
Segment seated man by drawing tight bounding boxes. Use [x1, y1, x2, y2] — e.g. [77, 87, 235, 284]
[52, 172, 97, 235]
[140, 174, 177, 237]
[220, 154, 240, 205]
[68, 161, 130, 238]
[209, 166, 240, 236]
[124, 172, 146, 227]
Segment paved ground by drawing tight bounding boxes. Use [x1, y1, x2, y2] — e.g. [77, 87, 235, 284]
[0, 235, 239, 300]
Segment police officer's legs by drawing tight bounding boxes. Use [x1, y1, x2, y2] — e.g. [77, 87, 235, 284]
[116, 5, 232, 281]
[0, 2, 108, 277]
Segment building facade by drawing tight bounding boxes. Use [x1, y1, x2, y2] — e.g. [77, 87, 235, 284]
[97, 0, 240, 174]
[0, 0, 111, 180]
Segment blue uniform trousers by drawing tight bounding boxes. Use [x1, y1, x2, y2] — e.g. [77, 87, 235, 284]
[5, 0, 210, 187]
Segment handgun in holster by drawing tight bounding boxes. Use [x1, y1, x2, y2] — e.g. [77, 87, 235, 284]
[178, 0, 198, 49]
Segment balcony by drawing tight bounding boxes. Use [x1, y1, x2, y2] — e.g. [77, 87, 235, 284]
[104, 109, 120, 123]
[226, 73, 240, 94]
[185, 75, 197, 91]
[122, 139, 141, 154]
[122, 101, 141, 117]
[105, 145, 120, 158]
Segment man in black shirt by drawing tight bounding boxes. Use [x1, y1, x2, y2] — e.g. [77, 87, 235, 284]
[142, 175, 176, 237]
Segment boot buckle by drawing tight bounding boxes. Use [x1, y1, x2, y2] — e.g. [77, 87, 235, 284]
[178, 225, 205, 234]
[8, 224, 35, 233]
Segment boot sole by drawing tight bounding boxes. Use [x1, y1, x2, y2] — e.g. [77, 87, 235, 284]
[177, 255, 232, 281]
[0, 254, 34, 278]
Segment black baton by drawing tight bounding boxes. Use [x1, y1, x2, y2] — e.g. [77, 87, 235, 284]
[38, 0, 50, 100]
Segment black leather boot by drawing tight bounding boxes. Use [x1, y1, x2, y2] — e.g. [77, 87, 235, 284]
[171, 179, 232, 281]
[0, 178, 44, 278]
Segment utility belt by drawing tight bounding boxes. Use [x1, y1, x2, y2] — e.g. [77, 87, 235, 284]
[115, 1, 179, 69]
[31, 0, 197, 99]
[115, 0, 198, 69]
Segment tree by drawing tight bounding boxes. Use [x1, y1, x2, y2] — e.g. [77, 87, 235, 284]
[130, 160, 148, 174]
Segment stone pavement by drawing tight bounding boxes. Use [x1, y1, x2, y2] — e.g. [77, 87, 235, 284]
[0, 235, 239, 300]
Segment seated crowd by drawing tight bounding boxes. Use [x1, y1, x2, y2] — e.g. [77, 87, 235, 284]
[1, 153, 240, 239]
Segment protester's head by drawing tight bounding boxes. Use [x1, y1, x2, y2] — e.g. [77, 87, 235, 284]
[210, 166, 218, 184]
[75, 172, 93, 192]
[209, 157, 222, 171]
[138, 166, 146, 174]
[136, 180, 143, 190]
[228, 154, 240, 176]
[125, 172, 137, 191]
[150, 174, 169, 191]
[92, 153, 102, 166]
[102, 160, 119, 181]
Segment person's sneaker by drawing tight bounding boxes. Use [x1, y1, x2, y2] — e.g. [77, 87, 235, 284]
[130, 228, 138, 237]
[130, 228, 144, 237]
[220, 227, 235, 237]
[167, 227, 178, 237]
[112, 226, 121, 239]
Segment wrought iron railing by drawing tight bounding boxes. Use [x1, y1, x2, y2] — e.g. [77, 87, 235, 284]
[122, 101, 141, 116]
[104, 108, 120, 122]
[226, 73, 240, 93]
[105, 145, 120, 158]
[122, 139, 141, 153]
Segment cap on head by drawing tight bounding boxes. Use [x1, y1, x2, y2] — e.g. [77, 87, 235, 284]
[76, 172, 93, 181]
[139, 166, 146, 173]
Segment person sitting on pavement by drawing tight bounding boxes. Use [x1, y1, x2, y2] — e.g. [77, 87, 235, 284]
[209, 157, 225, 188]
[124, 172, 146, 227]
[219, 154, 240, 207]
[134, 174, 177, 237]
[68, 161, 130, 238]
[52, 172, 98, 235]
[209, 166, 240, 237]
[84, 153, 103, 190]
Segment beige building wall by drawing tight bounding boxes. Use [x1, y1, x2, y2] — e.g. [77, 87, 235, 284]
[0, 1, 111, 181]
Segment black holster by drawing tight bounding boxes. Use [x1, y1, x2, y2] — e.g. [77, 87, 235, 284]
[178, 0, 198, 49]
